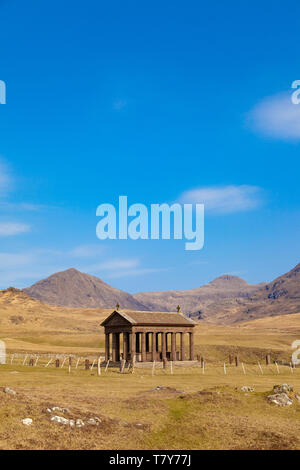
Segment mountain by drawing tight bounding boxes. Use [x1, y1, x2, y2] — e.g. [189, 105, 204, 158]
[24, 268, 146, 309]
[238, 262, 300, 320]
[133, 274, 264, 317]
[195, 263, 300, 324]
[21, 263, 300, 324]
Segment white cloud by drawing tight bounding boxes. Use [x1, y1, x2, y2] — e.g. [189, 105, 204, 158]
[0, 252, 34, 268]
[69, 244, 104, 258]
[83, 258, 168, 279]
[86, 258, 140, 272]
[0, 222, 30, 236]
[247, 92, 300, 140]
[179, 185, 263, 214]
[105, 267, 169, 279]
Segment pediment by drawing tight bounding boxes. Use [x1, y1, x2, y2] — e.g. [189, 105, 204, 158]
[101, 311, 132, 327]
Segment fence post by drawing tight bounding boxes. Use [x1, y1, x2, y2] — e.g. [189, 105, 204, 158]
[56, 359, 60, 368]
[45, 357, 53, 368]
[85, 359, 90, 370]
[131, 355, 136, 374]
[235, 356, 239, 367]
[97, 357, 101, 376]
[120, 359, 126, 373]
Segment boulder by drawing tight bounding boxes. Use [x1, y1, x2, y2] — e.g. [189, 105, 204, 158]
[50, 415, 70, 425]
[267, 392, 293, 406]
[241, 386, 254, 392]
[273, 384, 293, 393]
[22, 418, 33, 426]
[75, 419, 85, 428]
[4, 386, 16, 396]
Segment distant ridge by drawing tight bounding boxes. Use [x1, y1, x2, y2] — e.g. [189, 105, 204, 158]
[133, 274, 263, 315]
[24, 268, 147, 310]
[21, 262, 300, 324]
[193, 262, 300, 324]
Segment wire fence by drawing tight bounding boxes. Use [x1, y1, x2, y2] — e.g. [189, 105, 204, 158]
[0, 352, 298, 377]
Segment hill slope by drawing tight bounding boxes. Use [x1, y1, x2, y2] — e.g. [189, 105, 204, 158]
[133, 275, 263, 317]
[199, 263, 300, 324]
[24, 268, 146, 309]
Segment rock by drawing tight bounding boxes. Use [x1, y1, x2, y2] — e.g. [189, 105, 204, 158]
[75, 419, 85, 428]
[22, 418, 33, 426]
[86, 417, 101, 426]
[4, 386, 16, 396]
[51, 406, 70, 414]
[50, 415, 70, 425]
[267, 392, 293, 406]
[241, 386, 254, 393]
[118, 421, 129, 426]
[273, 384, 293, 393]
[295, 394, 300, 403]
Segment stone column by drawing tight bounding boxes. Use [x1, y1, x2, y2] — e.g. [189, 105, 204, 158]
[115, 333, 120, 362]
[156, 333, 159, 352]
[112, 333, 117, 362]
[152, 331, 156, 362]
[162, 332, 167, 360]
[135, 333, 140, 353]
[146, 333, 150, 352]
[171, 332, 176, 361]
[180, 332, 185, 361]
[189, 332, 194, 360]
[105, 333, 110, 361]
[141, 332, 146, 362]
[123, 332, 129, 361]
[131, 332, 136, 361]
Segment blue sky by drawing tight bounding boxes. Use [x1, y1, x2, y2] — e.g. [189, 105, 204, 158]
[0, 0, 300, 292]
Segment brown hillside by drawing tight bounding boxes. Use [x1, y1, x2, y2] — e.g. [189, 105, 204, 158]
[197, 263, 300, 324]
[24, 268, 146, 309]
[133, 274, 263, 318]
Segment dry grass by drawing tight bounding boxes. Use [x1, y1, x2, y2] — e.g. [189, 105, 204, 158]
[1, 362, 300, 449]
[1, 289, 300, 449]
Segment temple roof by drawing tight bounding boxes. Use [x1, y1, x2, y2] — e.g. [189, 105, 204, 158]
[101, 310, 196, 327]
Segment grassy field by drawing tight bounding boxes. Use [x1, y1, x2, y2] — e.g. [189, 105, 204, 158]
[1, 289, 300, 449]
[1, 362, 300, 450]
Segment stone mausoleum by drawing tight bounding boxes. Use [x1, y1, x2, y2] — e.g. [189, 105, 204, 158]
[101, 310, 195, 363]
